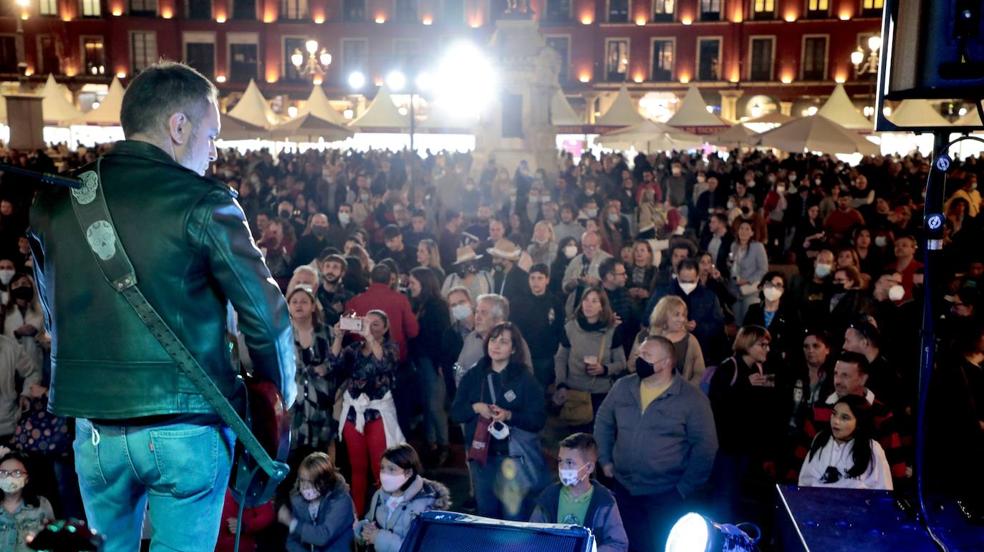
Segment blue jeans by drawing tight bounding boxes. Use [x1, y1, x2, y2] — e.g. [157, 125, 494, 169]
[73, 419, 235, 552]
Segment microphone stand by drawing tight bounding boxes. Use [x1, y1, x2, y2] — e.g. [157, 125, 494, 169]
[0, 163, 81, 189]
[916, 132, 984, 552]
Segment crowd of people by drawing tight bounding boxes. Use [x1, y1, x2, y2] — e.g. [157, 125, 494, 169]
[0, 140, 982, 551]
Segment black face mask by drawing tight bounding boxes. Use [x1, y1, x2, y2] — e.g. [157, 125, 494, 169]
[635, 357, 655, 379]
[11, 287, 33, 301]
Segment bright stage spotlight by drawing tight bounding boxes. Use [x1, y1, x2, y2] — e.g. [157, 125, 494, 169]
[386, 70, 407, 92]
[348, 71, 366, 90]
[432, 41, 498, 119]
[665, 513, 759, 552]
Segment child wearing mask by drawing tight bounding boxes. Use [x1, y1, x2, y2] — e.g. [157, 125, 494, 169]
[0, 450, 54, 552]
[530, 433, 628, 552]
[355, 444, 450, 552]
[278, 452, 356, 552]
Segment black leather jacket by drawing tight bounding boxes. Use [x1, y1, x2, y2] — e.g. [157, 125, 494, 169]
[30, 140, 296, 418]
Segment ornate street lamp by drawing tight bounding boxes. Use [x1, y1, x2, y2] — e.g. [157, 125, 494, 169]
[291, 39, 332, 81]
[851, 35, 882, 75]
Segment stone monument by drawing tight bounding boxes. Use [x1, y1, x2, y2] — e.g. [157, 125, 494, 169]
[472, 12, 561, 177]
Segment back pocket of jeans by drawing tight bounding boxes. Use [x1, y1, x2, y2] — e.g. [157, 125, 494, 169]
[149, 425, 218, 498]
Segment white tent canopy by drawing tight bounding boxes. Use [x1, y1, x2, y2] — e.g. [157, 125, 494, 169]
[349, 85, 410, 130]
[227, 79, 279, 128]
[271, 112, 353, 142]
[596, 120, 702, 151]
[41, 74, 82, 125]
[302, 84, 348, 126]
[666, 86, 729, 131]
[73, 77, 124, 125]
[889, 100, 950, 128]
[817, 84, 872, 131]
[550, 89, 581, 126]
[595, 86, 645, 127]
[709, 123, 761, 148]
[759, 115, 879, 155]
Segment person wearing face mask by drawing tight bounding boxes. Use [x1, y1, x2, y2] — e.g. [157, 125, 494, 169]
[798, 249, 836, 325]
[594, 336, 717, 552]
[355, 444, 450, 552]
[279, 452, 355, 552]
[529, 433, 628, 552]
[0, 452, 54, 552]
[0, 259, 15, 305]
[2, 274, 44, 374]
[292, 213, 342, 271]
[549, 237, 580, 296]
[599, 203, 631, 257]
[744, 272, 799, 367]
[665, 259, 727, 365]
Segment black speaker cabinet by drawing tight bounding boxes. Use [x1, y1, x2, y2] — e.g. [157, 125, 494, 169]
[399, 511, 595, 552]
[881, 0, 984, 100]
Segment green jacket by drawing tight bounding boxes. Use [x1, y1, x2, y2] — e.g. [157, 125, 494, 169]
[29, 140, 296, 419]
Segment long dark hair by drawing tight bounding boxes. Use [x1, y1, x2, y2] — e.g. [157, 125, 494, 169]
[409, 266, 445, 313]
[808, 394, 876, 479]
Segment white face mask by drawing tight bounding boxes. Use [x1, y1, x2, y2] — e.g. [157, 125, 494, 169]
[678, 282, 698, 295]
[763, 286, 783, 302]
[888, 284, 906, 301]
[380, 472, 409, 493]
[874, 236, 887, 247]
[0, 476, 25, 494]
[671, 168, 682, 176]
[559, 464, 590, 487]
[607, 213, 620, 224]
[0, 270, 13, 286]
[585, 208, 598, 218]
[300, 487, 320, 501]
[815, 263, 832, 278]
[451, 303, 472, 321]
[564, 245, 578, 259]
[338, 212, 351, 225]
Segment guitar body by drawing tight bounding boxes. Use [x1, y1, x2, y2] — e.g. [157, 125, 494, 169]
[231, 377, 293, 507]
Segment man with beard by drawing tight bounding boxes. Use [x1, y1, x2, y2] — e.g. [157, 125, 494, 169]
[317, 253, 354, 327]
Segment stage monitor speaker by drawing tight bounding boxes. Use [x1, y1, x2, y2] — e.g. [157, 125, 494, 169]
[881, 0, 984, 100]
[399, 511, 594, 552]
[775, 485, 983, 552]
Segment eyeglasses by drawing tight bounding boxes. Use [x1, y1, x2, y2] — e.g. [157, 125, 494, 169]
[0, 469, 25, 478]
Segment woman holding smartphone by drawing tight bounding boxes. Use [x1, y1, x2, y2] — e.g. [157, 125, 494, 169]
[329, 310, 405, 517]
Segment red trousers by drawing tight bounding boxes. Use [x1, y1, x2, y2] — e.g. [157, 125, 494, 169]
[343, 418, 387, 516]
